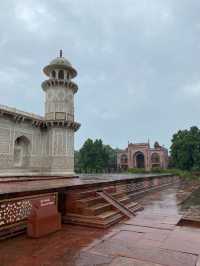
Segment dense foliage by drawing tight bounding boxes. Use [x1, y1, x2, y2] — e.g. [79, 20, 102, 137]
[75, 126, 200, 177]
[75, 138, 118, 173]
[170, 126, 200, 171]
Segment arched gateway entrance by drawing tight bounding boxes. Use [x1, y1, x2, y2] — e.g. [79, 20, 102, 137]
[134, 152, 145, 168]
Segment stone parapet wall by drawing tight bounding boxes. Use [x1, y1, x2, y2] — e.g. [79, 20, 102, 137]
[0, 174, 178, 238]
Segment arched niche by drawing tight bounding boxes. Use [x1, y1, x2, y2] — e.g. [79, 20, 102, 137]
[14, 136, 31, 168]
[120, 154, 128, 164]
[151, 152, 160, 168]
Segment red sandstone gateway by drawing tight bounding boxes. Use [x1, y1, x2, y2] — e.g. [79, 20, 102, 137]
[117, 142, 169, 171]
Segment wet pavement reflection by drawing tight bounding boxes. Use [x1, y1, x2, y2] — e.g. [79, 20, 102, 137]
[1, 182, 200, 266]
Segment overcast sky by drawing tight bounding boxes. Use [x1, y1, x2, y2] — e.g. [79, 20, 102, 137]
[0, 0, 200, 150]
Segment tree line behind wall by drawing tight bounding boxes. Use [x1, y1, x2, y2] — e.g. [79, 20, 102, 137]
[75, 126, 200, 174]
[75, 138, 119, 173]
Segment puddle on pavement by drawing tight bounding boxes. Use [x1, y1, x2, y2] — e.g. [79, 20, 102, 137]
[178, 187, 200, 226]
[137, 183, 200, 227]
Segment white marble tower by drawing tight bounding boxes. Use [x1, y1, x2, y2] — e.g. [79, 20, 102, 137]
[0, 51, 80, 177]
[41, 50, 80, 176]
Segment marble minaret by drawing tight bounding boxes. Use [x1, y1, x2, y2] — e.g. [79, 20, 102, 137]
[42, 50, 80, 176]
[0, 51, 80, 177]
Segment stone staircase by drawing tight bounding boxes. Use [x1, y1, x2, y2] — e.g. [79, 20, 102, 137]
[63, 185, 143, 228]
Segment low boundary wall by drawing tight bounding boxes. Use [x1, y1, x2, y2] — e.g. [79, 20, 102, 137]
[0, 174, 179, 239]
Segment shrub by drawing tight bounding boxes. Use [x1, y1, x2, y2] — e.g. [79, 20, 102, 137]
[128, 168, 149, 174]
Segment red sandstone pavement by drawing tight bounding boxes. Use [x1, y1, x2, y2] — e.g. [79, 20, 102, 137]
[1, 186, 200, 266]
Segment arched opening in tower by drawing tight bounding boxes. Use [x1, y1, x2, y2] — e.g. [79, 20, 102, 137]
[52, 70, 56, 78]
[58, 70, 64, 79]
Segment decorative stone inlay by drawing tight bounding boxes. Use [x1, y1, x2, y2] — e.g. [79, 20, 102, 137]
[0, 193, 57, 228]
[0, 200, 32, 226]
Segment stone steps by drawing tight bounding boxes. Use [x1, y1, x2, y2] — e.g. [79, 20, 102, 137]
[78, 190, 132, 207]
[63, 179, 177, 228]
[80, 193, 132, 209]
[63, 212, 123, 228]
[63, 201, 142, 228]
[87, 196, 135, 215]
[97, 209, 121, 219]
[79, 196, 106, 207]
[78, 187, 116, 199]
[88, 202, 115, 215]
[63, 184, 144, 228]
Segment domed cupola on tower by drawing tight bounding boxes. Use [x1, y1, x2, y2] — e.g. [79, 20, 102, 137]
[42, 50, 78, 122]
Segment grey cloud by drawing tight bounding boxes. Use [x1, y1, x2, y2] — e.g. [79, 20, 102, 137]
[0, 0, 200, 150]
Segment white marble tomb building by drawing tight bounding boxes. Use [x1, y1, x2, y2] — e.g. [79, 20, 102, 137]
[0, 51, 80, 177]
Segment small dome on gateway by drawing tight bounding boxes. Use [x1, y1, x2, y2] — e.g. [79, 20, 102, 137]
[43, 50, 77, 78]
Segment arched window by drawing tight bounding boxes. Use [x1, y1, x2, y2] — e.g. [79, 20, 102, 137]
[151, 153, 161, 168]
[58, 70, 64, 79]
[52, 70, 56, 78]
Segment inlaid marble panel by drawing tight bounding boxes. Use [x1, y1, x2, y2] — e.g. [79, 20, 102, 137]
[0, 193, 57, 228]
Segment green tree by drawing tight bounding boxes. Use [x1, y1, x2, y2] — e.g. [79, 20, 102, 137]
[75, 139, 118, 173]
[103, 145, 118, 172]
[76, 138, 107, 173]
[171, 126, 200, 170]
